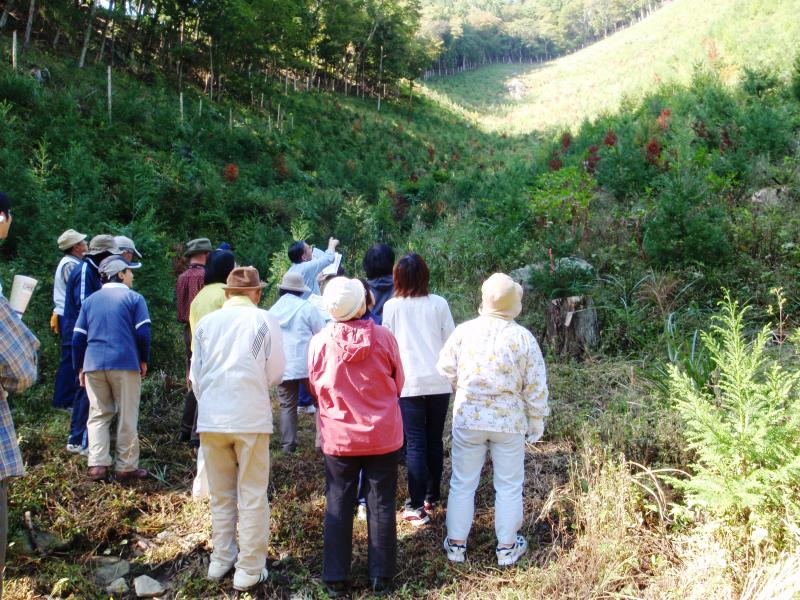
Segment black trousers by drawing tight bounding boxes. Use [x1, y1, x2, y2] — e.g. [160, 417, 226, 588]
[179, 324, 197, 441]
[323, 450, 399, 582]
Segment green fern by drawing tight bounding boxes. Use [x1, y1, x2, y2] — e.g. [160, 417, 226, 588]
[666, 293, 800, 546]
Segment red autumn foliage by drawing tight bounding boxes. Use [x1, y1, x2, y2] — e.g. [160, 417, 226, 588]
[657, 108, 671, 131]
[585, 145, 600, 174]
[645, 138, 662, 165]
[603, 130, 618, 146]
[272, 154, 290, 179]
[388, 190, 409, 220]
[351, 120, 362, 133]
[691, 120, 709, 140]
[386, 151, 395, 163]
[548, 153, 563, 171]
[560, 132, 572, 152]
[427, 146, 436, 162]
[720, 127, 733, 154]
[223, 163, 239, 183]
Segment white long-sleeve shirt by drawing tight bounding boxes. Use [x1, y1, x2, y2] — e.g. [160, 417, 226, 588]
[437, 315, 548, 435]
[382, 294, 455, 397]
[191, 296, 285, 433]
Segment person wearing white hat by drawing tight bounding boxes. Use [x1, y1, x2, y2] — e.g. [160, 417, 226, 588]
[51, 229, 88, 409]
[73, 256, 150, 483]
[114, 236, 142, 262]
[268, 271, 326, 453]
[307, 277, 405, 597]
[437, 273, 549, 567]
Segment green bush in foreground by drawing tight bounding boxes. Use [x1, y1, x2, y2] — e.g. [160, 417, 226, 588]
[667, 294, 800, 548]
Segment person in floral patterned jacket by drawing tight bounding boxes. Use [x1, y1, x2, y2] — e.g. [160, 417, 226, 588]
[436, 272, 549, 567]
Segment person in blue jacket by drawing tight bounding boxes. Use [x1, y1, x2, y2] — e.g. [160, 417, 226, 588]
[62, 235, 121, 455]
[73, 256, 151, 481]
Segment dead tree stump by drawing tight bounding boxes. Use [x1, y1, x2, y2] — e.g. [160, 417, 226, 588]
[545, 295, 599, 357]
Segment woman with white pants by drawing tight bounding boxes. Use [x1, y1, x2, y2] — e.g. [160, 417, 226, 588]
[437, 273, 549, 566]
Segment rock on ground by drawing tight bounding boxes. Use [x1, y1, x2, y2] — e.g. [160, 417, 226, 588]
[92, 557, 130, 586]
[134, 574, 166, 598]
[106, 577, 129, 595]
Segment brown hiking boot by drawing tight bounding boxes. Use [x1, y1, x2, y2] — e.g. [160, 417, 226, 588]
[88, 466, 109, 481]
[114, 468, 148, 481]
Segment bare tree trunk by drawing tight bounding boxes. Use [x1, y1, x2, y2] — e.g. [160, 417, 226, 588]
[96, 0, 115, 64]
[23, 0, 36, 48]
[79, 1, 97, 68]
[0, 0, 17, 30]
[545, 296, 599, 358]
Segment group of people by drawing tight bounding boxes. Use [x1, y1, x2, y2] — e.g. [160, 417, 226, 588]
[0, 189, 550, 597]
[176, 235, 550, 595]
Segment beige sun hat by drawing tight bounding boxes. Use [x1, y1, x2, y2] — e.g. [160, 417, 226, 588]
[278, 272, 311, 293]
[57, 229, 87, 251]
[323, 277, 366, 322]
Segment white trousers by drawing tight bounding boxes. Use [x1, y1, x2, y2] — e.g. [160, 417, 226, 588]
[445, 428, 525, 546]
[200, 432, 270, 576]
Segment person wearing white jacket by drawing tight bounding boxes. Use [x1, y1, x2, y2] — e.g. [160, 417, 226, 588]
[382, 253, 455, 527]
[437, 273, 548, 567]
[190, 266, 285, 593]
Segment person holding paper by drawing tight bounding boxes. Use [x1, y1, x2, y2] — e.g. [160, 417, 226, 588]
[51, 229, 88, 409]
[287, 236, 339, 297]
[0, 191, 40, 597]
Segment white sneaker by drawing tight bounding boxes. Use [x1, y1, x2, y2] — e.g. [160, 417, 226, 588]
[496, 534, 528, 566]
[401, 507, 430, 527]
[66, 444, 88, 456]
[357, 504, 367, 521]
[233, 567, 269, 591]
[443, 537, 466, 563]
[206, 560, 233, 582]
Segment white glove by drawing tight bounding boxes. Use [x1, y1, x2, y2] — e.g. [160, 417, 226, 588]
[526, 419, 544, 444]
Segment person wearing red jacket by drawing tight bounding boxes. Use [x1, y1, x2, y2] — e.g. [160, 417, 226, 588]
[307, 277, 404, 598]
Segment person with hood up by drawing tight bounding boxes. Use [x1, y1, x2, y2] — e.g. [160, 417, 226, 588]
[363, 243, 395, 318]
[437, 273, 549, 567]
[307, 277, 404, 598]
[268, 271, 325, 453]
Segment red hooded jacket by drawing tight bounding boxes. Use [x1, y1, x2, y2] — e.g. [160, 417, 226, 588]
[308, 319, 404, 456]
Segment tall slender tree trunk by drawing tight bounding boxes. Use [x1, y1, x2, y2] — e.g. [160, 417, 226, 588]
[96, 0, 115, 64]
[23, 0, 36, 47]
[79, 1, 97, 68]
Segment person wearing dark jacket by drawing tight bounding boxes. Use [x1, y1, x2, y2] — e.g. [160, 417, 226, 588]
[62, 235, 121, 455]
[363, 244, 395, 318]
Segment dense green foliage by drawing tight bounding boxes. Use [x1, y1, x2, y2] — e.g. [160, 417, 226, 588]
[667, 296, 800, 548]
[420, 0, 667, 69]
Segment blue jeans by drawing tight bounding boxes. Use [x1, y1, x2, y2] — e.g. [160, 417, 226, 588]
[53, 319, 77, 409]
[298, 381, 313, 407]
[68, 385, 89, 447]
[399, 394, 450, 509]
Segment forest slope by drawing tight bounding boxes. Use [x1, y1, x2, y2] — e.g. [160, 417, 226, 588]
[424, 0, 800, 132]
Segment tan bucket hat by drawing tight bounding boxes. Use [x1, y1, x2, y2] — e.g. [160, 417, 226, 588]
[223, 266, 267, 291]
[87, 234, 122, 256]
[278, 271, 311, 293]
[57, 229, 87, 251]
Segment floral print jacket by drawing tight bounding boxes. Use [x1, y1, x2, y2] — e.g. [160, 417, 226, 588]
[437, 315, 548, 435]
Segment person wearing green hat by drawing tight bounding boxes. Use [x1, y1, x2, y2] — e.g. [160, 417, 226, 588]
[176, 237, 213, 442]
[51, 229, 88, 409]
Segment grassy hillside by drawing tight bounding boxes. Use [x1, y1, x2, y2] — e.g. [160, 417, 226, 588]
[424, 0, 800, 132]
[2, 2, 800, 598]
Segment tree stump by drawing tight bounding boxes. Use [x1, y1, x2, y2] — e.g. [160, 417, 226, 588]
[545, 295, 599, 357]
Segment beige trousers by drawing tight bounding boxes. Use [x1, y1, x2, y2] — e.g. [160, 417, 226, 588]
[200, 432, 271, 576]
[85, 370, 141, 472]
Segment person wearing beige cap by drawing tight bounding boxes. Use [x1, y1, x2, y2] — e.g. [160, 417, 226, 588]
[62, 234, 122, 455]
[51, 229, 88, 409]
[307, 277, 405, 596]
[437, 273, 549, 567]
[267, 272, 326, 453]
[190, 266, 285, 592]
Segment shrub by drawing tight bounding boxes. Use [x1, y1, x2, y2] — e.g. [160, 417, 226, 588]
[529, 256, 595, 300]
[666, 295, 800, 548]
[643, 168, 730, 266]
[740, 65, 781, 99]
[530, 166, 594, 226]
[792, 54, 800, 102]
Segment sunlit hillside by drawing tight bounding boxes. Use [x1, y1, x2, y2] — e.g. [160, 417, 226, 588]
[424, 0, 800, 132]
